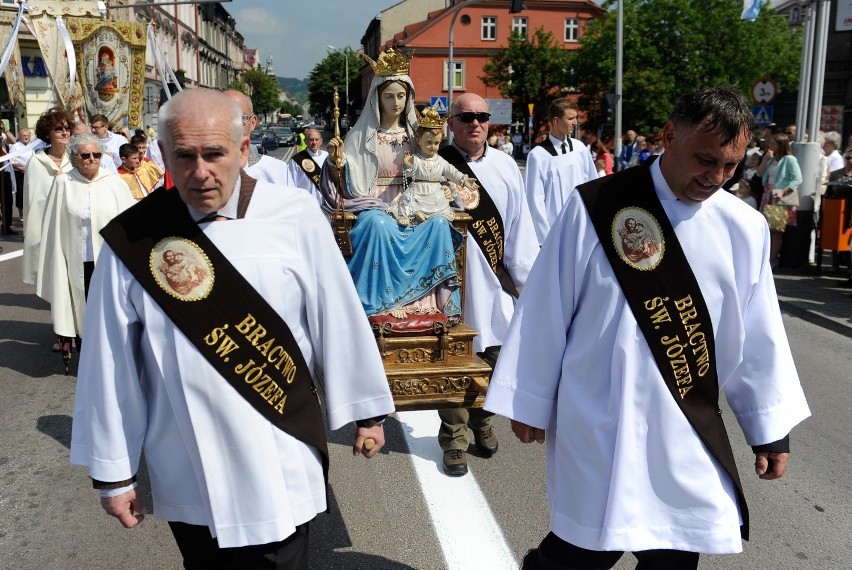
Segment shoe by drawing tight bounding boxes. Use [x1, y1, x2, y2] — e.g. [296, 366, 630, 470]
[3, 228, 17, 235]
[474, 427, 498, 457]
[442, 449, 468, 476]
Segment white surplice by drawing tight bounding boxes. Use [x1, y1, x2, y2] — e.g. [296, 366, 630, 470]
[70, 181, 395, 548]
[22, 151, 72, 285]
[458, 145, 540, 352]
[525, 135, 598, 245]
[287, 149, 327, 205]
[245, 153, 293, 187]
[485, 159, 810, 554]
[38, 169, 135, 336]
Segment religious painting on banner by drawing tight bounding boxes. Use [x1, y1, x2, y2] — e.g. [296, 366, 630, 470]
[66, 18, 146, 128]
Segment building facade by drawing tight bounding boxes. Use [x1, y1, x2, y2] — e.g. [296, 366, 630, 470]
[358, 0, 604, 120]
[1, 0, 249, 132]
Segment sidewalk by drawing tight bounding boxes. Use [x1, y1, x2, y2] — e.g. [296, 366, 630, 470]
[773, 262, 852, 338]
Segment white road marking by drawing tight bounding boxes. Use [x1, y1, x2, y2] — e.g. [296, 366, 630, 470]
[0, 249, 23, 262]
[397, 409, 518, 570]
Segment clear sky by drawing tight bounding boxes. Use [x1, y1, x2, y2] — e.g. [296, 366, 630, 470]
[232, 0, 397, 80]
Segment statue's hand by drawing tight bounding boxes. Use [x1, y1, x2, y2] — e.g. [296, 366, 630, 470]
[327, 136, 345, 167]
[403, 152, 414, 167]
[442, 183, 454, 201]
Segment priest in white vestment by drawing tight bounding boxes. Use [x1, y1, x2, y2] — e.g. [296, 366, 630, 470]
[486, 87, 810, 568]
[70, 88, 393, 568]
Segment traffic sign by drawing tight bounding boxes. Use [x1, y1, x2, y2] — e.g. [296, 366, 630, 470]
[751, 79, 777, 104]
[430, 96, 448, 114]
[753, 105, 774, 127]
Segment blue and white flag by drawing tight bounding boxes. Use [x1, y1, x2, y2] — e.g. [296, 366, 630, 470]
[741, 0, 761, 21]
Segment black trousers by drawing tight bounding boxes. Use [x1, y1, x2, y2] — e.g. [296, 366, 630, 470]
[522, 532, 700, 570]
[168, 521, 310, 570]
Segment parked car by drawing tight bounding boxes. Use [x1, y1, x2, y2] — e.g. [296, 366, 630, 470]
[250, 129, 278, 154]
[269, 126, 296, 147]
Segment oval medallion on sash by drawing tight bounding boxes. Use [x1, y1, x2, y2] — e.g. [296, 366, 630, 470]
[301, 158, 316, 173]
[149, 237, 215, 301]
[611, 207, 664, 271]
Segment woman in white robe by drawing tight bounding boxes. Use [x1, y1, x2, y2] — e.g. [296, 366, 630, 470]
[39, 133, 135, 370]
[22, 107, 75, 287]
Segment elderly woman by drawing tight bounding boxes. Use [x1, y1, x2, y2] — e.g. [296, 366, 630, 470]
[22, 107, 75, 287]
[39, 133, 135, 371]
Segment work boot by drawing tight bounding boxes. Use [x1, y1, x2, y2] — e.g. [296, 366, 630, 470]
[474, 427, 498, 457]
[442, 449, 468, 476]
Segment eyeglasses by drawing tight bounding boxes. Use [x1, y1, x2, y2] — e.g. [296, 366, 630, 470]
[78, 152, 103, 160]
[452, 112, 491, 124]
[241, 114, 255, 125]
[53, 126, 71, 133]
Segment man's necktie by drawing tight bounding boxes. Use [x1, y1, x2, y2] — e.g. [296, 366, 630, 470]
[561, 142, 567, 154]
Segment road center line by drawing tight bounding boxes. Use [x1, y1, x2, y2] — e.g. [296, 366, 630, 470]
[397, 409, 518, 570]
[0, 249, 23, 262]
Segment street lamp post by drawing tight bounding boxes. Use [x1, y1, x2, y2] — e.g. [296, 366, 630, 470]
[327, 45, 348, 123]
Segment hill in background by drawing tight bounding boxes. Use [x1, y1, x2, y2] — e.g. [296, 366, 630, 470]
[278, 77, 309, 106]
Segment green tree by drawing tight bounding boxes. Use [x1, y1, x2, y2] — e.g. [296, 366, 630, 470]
[570, 0, 802, 134]
[279, 100, 303, 117]
[307, 48, 358, 125]
[235, 68, 281, 121]
[481, 28, 572, 125]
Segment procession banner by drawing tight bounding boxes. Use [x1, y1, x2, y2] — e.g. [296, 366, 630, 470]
[66, 17, 147, 128]
[0, 9, 27, 109]
[25, 0, 101, 112]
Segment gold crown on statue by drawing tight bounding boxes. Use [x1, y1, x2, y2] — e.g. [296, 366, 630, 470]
[417, 106, 445, 129]
[363, 48, 411, 77]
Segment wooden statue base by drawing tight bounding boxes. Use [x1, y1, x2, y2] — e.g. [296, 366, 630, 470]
[372, 322, 492, 411]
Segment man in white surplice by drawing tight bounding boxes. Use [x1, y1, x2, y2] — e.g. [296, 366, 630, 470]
[287, 128, 328, 204]
[524, 98, 598, 245]
[485, 87, 810, 569]
[70, 88, 394, 568]
[224, 89, 294, 187]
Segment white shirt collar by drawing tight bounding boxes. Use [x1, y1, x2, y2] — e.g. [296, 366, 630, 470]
[187, 177, 242, 222]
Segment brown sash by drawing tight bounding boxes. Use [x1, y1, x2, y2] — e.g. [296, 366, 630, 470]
[439, 145, 519, 297]
[291, 150, 322, 189]
[100, 174, 329, 481]
[577, 164, 749, 539]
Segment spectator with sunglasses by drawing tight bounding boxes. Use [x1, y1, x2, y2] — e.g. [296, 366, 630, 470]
[37, 133, 135, 368]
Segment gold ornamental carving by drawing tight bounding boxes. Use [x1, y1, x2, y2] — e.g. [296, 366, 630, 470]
[391, 376, 473, 397]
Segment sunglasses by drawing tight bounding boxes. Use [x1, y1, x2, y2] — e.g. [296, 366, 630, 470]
[452, 112, 491, 124]
[241, 114, 255, 125]
[79, 152, 103, 160]
[53, 126, 71, 133]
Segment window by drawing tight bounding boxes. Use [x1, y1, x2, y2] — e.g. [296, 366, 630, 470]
[565, 18, 579, 42]
[481, 16, 496, 40]
[443, 60, 465, 91]
[512, 17, 528, 38]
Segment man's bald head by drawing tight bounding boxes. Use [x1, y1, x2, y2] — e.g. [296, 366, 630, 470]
[159, 88, 243, 148]
[223, 89, 256, 136]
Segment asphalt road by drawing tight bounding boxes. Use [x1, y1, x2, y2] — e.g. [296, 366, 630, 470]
[1, 189, 849, 569]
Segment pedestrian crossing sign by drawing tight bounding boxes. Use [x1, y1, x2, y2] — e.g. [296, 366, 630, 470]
[430, 96, 448, 114]
[753, 105, 773, 127]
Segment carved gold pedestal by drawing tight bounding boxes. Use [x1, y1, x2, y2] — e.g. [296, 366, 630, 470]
[372, 323, 492, 411]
